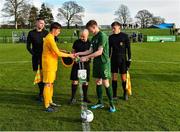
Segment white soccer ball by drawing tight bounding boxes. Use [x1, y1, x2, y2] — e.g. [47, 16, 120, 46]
[81, 110, 94, 123]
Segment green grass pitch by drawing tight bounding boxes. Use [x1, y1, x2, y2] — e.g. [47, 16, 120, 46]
[0, 42, 180, 131]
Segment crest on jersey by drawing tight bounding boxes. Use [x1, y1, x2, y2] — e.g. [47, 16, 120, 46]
[120, 42, 123, 46]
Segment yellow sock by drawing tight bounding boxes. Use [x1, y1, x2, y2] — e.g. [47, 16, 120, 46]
[50, 85, 54, 104]
[43, 85, 51, 108]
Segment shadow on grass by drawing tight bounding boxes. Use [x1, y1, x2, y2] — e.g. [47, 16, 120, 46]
[0, 88, 95, 109]
[0, 89, 37, 104]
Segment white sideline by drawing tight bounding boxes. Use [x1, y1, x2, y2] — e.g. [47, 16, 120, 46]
[0, 61, 31, 64]
[0, 60, 180, 65]
[134, 60, 180, 64]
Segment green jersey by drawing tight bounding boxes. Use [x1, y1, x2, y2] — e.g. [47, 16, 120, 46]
[91, 31, 109, 64]
[91, 31, 111, 79]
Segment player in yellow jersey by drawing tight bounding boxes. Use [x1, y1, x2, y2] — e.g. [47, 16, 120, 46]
[42, 22, 75, 112]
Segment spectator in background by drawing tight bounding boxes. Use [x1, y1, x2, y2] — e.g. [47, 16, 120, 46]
[138, 33, 143, 43]
[132, 32, 137, 43]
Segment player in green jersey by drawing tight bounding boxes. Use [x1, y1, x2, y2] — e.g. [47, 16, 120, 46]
[76, 20, 116, 113]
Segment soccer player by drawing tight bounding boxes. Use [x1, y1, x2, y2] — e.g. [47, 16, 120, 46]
[27, 18, 48, 102]
[70, 29, 91, 104]
[109, 21, 131, 101]
[42, 22, 74, 112]
[76, 20, 116, 113]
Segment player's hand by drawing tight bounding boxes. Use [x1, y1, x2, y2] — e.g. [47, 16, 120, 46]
[126, 59, 131, 69]
[74, 53, 79, 58]
[75, 52, 80, 57]
[69, 54, 75, 59]
[80, 56, 89, 62]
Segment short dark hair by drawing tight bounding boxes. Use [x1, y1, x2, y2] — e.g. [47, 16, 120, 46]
[50, 22, 62, 31]
[36, 17, 45, 21]
[111, 21, 122, 27]
[86, 20, 98, 28]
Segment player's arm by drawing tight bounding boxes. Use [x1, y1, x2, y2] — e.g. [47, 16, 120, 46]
[26, 32, 34, 55]
[126, 36, 131, 60]
[109, 36, 112, 58]
[85, 46, 103, 60]
[126, 35, 131, 68]
[81, 34, 106, 62]
[75, 46, 93, 56]
[49, 37, 73, 58]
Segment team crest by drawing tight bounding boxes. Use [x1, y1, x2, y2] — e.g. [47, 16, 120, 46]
[120, 42, 123, 46]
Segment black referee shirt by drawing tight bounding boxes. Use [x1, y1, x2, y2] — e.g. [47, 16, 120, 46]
[109, 32, 131, 62]
[73, 39, 91, 54]
[26, 29, 48, 56]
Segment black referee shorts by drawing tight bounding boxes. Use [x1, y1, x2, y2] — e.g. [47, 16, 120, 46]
[70, 62, 90, 82]
[111, 58, 127, 74]
[32, 55, 42, 71]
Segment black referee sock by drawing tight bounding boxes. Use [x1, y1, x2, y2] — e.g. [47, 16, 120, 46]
[71, 84, 78, 100]
[122, 81, 127, 96]
[112, 80, 117, 98]
[82, 84, 88, 100]
[38, 82, 44, 96]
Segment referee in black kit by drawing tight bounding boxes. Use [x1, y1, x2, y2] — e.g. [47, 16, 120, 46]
[109, 21, 131, 101]
[69, 29, 91, 104]
[26, 18, 48, 102]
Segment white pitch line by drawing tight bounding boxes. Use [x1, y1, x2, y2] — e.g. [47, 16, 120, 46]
[133, 60, 180, 64]
[0, 61, 31, 64]
[0, 60, 179, 65]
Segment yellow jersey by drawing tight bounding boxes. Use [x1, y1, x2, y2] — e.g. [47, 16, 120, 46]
[42, 33, 70, 72]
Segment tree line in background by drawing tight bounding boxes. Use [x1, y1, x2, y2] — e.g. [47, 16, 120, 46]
[1, 0, 165, 29]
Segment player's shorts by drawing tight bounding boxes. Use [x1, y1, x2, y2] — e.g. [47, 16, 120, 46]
[93, 60, 111, 79]
[43, 71, 56, 83]
[111, 58, 127, 74]
[70, 62, 90, 82]
[32, 55, 42, 71]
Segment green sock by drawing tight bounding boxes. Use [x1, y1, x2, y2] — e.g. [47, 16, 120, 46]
[96, 85, 103, 104]
[105, 86, 113, 106]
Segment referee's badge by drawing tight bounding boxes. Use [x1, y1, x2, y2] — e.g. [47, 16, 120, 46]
[120, 42, 123, 46]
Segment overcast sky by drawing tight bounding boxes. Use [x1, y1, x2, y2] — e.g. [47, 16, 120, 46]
[0, 0, 180, 27]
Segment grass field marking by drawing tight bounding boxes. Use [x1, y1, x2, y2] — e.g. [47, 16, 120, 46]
[133, 60, 180, 64]
[0, 60, 31, 64]
[0, 60, 180, 65]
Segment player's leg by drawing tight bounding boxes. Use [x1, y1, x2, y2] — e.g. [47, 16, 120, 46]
[112, 73, 118, 99]
[96, 79, 103, 104]
[120, 62, 128, 100]
[91, 79, 104, 109]
[70, 80, 78, 104]
[49, 83, 61, 107]
[32, 56, 44, 102]
[43, 83, 54, 112]
[82, 82, 91, 103]
[121, 73, 128, 100]
[111, 60, 119, 100]
[37, 82, 44, 102]
[43, 71, 57, 112]
[70, 64, 79, 104]
[103, 79, 116, 112]
[38, 55, 44, 102]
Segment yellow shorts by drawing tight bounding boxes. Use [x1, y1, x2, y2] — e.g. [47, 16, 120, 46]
[43, 71, 56, 83]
